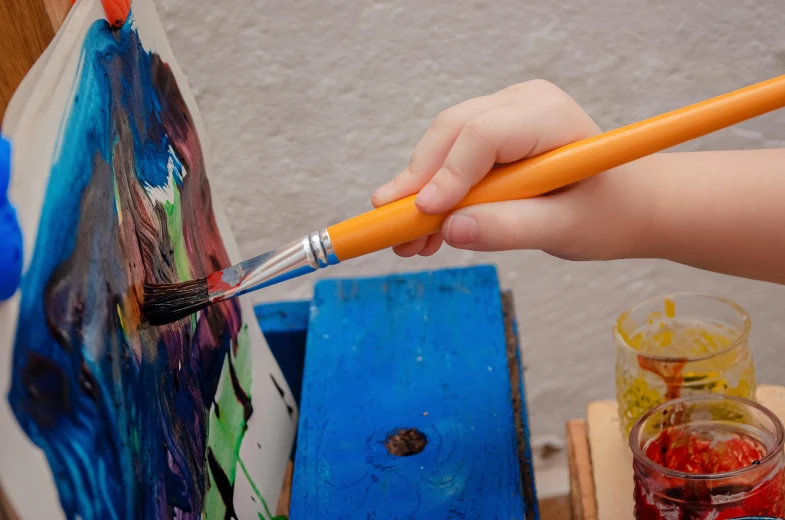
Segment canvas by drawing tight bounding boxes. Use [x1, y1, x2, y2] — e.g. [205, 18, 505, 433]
[0, 1, 297, 518]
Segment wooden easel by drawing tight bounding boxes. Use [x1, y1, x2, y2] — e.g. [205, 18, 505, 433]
[0, 0, 71, 123]
[0, 3, 71, 517]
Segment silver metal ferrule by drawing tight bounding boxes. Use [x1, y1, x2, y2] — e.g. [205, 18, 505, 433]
[210, 229, 339, 302]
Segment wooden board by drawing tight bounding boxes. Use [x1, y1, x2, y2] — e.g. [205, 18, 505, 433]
[503, 291, 540, 519]
[568, 385, 785, 520]
[290, 266, 532, 519]
[567, 420, 597, 520]
[255, 300, 311, 410]
[0, 0, 71, 122]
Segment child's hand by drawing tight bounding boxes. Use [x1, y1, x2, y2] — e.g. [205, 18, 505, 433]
[371, 80, 658, 262]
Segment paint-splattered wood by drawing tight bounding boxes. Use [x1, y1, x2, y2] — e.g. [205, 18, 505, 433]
[290, 265, 533, 519]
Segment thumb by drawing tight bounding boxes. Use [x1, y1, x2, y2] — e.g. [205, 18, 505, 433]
[441, 198, 577, 254]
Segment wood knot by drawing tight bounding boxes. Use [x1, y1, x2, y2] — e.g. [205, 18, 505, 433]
[385, 428, 427, 456]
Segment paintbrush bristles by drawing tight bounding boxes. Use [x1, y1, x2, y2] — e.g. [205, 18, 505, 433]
[142, 278, 210, 325]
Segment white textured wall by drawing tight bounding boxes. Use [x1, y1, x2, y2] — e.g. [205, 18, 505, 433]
[155, 0, 785, 496]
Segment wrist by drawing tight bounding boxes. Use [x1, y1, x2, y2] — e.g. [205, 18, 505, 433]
[607, 156, 668, 261]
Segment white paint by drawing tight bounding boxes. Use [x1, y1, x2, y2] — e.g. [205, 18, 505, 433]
[155, 0, 785, 497]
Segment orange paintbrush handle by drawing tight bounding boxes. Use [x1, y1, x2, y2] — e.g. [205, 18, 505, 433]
[327, 74, 785, 261]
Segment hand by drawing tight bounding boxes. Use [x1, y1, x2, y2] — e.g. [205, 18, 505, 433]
[371, 80, 658, 262]
[0, 135, 23, 300]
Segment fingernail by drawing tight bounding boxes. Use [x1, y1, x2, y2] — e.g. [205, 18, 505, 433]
[415, 183, 438, 209]
[445, 215, 478, 245]
[373, 180, 395, 198]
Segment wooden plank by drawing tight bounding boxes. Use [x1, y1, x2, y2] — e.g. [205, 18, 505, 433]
[255, 300, 311, 408]
[276, 466, 569, 519]
[503, 291, 539, 520]
[538, 495, 572, 520]
[0, 485, 19, 520]
[275, 461, 294, 517]
[567, 420, 597, 520]
[0, 0, 71, 122]
[573, 385, 785, 520]
[291, 266, 528, 519]
[587, 401, 631, 520]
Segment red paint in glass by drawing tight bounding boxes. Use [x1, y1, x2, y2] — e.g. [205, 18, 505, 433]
[634, 427, 785, 519]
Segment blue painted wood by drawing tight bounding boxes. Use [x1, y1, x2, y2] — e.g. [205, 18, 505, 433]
[254, 300, 310, 408]
[291, 265, 528, 519]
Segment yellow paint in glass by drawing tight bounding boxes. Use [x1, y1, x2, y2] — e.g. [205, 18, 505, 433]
[615, 294, 756, 437]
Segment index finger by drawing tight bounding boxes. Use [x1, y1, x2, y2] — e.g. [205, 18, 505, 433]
[371, 94, 511, 208]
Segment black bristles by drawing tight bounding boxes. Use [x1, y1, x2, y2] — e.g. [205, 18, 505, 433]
[142, 278, 210, 326]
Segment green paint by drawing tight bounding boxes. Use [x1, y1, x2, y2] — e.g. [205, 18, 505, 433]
[205, 327, 260, 518]
[163, 184, 191, 281]
[239, 457, 286, 520]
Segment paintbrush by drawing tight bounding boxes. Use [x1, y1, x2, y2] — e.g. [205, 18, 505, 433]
[142, 74, 785, 326]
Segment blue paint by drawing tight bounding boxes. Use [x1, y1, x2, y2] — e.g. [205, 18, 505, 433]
[254, 300, 310, 461]
[8, 20, 136, 520]
[0, 134, 23, 300]
[254, 300, 310, 408]
[291, 266, 527, 519]
[7, 12, 253, 520]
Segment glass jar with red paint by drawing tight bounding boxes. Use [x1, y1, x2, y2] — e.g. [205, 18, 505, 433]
[615, 293, 756, 437]
[631, 394, 785, 520]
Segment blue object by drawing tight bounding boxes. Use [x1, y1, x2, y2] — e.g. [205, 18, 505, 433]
[0, 134, 23, 300]
[255, 299, 311, 461]
[255, 299, 310, 408]
[289, 265, 536, 519]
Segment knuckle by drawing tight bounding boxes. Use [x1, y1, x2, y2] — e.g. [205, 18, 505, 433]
[527, 78, 561, 94]
[431, 108, 462, 134]
[463, 117, 495, 148]
[502, 79, 575, 107]
[439, 162, 469, 184]
[407, 149, 425, 175]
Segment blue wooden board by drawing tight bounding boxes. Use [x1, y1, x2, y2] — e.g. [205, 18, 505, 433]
[255, 300, 310, 408]
[290, 265, 528, 519]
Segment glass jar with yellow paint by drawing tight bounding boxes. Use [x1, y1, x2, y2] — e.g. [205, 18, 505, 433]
[615, 293, 756, 438]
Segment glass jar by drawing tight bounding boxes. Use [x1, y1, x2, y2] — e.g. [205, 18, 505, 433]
[615, 293, 756, 437]
[631, 395, 785, 519]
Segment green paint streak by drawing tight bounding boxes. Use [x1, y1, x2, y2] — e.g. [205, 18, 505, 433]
[205, 327, 256, 518]
[163, 185, 191, 281]
[239, 457, 286, 520]
[164, 184, 197, 334]
[155, 181, 273, 518]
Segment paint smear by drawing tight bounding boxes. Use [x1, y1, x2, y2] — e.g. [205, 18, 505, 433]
[7, 15, 267, 520]
[616, 300, 756, 436]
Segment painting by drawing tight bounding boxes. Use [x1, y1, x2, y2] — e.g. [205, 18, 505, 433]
[0, 0, 297, 518]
